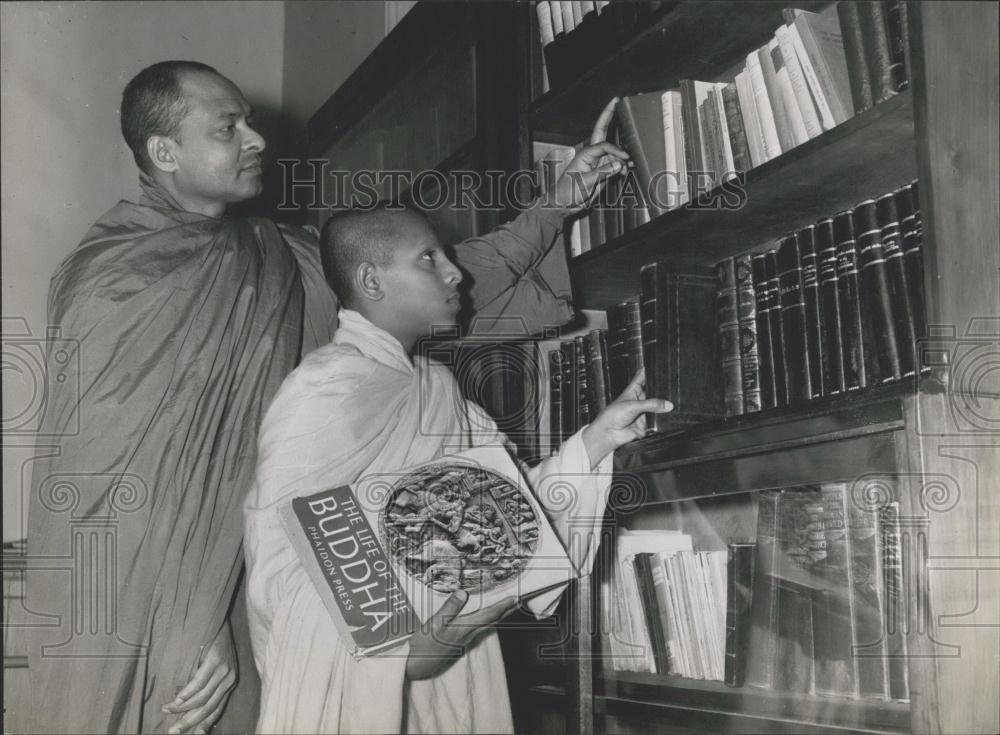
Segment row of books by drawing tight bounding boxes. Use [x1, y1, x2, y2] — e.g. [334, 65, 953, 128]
[604, 482, 910, 702]
[612, 2, 911, 221]
[602, 529, 728, 679]
[533, 1, 668, 92]
[715, 179, 926, 416]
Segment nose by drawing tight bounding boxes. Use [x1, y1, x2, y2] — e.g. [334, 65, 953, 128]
[442, 256, 462, 287]
[243, 123, 266, 154]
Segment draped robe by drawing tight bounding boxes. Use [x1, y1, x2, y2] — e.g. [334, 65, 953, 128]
[25, 176, 573, 734]
[244, 310, 612, 734]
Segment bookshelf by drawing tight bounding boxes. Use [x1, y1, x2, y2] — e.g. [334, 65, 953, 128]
[520, 3, 999, 735]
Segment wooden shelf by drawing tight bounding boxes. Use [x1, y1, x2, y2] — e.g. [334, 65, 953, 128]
[598, 671, 910, 734]
[570, 90, 917, 309]
[531, 1, 827, 139]
[613, 380, 923, 503]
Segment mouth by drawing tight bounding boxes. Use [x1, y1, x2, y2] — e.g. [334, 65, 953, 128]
[242, 161, 263, 174]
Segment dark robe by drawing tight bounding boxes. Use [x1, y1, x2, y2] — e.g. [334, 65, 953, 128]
[25, 176, 571, 734]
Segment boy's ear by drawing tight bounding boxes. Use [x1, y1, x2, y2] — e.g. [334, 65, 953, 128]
[355, 262, 384, 302]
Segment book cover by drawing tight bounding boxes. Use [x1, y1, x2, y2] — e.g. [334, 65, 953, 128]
[558, 340, 578, 439]
[896, 181, 927, 371]
[752, 252, 779, 409]
[777, 233, 812, 403]
[785, 19, 837, 131]
[816, 217, 846, 395]
[679, 78, 714, 181]
[834, 209, 868, 390]
[640, 261, 722, 432]
[617, 92, 673, 217]
[837, 0, 876, 113]
[280, 446, 577, 657]
[799, 225, 825, 399]
[661, 89, 688, 208]
[649, 555, 679, 675]
[712, 82, 737, 181]
[757, 42, 799, 152]
[633, 552, 672, 673]
[745, 49, 783, 161]
[880, 500, 910, 701]
[847, 488, 889, 699]
[734, 70, 767, 167]
[885, 0, 910, 93]
[745, 489, 782, 689]
[716, 257, 744, 417]
[876, 192, 917, 377]
[584, 328, 611, 413]
[574, 334, 591, 428]
[765, 249, 789, 406]
[722, 82, 752, 174]
[736, 253, 762, 413]
[793, 5, 855, 125]
[860, 0, 897, 104]
[855, 199, 902, 382]
[699, 95, 723, 190]
[770, 34, 815, 144]
[724, 541, 756, 687]
[548, 348, 564, 455]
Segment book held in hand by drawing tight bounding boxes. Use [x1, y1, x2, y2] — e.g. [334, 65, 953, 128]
[280, 446, 577, 657]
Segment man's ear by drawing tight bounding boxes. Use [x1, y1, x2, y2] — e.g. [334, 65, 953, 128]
[146, 135, 179, 173]
[355, 262, 384, 302]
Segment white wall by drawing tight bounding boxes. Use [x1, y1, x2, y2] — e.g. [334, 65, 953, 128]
[1, 1, 286, 541]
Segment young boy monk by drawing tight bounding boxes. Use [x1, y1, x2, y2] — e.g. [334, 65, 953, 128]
[243, 205, 671, 733]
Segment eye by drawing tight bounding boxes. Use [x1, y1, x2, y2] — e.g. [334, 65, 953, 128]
[421, 250, 436, 261]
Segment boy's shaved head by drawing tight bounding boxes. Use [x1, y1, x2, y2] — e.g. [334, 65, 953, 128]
[320, 205, 432, 307]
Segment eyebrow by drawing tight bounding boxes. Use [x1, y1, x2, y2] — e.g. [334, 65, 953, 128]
[214, 103, 254, 120]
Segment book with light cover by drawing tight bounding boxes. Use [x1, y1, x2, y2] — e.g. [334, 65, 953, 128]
[280, 445, 577, 657]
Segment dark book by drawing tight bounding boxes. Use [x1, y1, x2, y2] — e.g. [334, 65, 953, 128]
[860, 1, 897, 104]
[722, 82, 752, 174]
[816, 218, 846, 395]
[897, 181, 927, 372]
[716, 257, 744, 417]
[548, 348, 564, 456]
[838, 0, 875, 113]
[735, 254, 762, 413]
[752, 253, 779, 409]
[884, 0, 909, 92]
[777, 233, 812, 403]
[812, 483, 859, 698]
[574, 334, 592, 429]
[856, 199, 902, 382]
[558, 340, 577, 440]
[679, 79, 709, 180]
[745, 490, 782, 689]
[640, 261, 722, 432]
[848, 493, 889, 700]
[606, 299, 645, 399]
[834, 210, 868, 390]
[799, 225, 825, 398]
[584, 329, 612, 414]
[876, 192, 917, 377]
[765, 249, 789, 406]
[774, 488, 822, 694]
[699, 97, 721, 189]
[724, 541, 756, 687]
[880, 500, 910, 701]
[616, 92, 673, 217]
[633, 552, 672, 674]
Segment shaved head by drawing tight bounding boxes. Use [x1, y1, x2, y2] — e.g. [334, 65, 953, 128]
[320, 205, 434, 307]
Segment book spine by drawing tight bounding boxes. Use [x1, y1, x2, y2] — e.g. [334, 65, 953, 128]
[624, 300, 645, 392]
[536, 1, 555, 46]
[860, 0, 897, 104]
[745, 490, 782, 689]
[650, 556, 678, 675]
[716, 257, 744, 417]
[770, 40, 811, 147]
[724, 541, 755, 687]
[856, 199, 902, 382]
[736, 254, 762, 413]
[746, 51, 782, 160]
[837, 0, 875, 113]
[699, 96, 721, 189]
[752, 253, 778, 409]
[558, 340, 577, 438]
[633, 552, 670, 673]
[775, 26, 823, 139]
[897, 181, 927, 371]
[679, 79, 706, 179]
[876, 192, 917, 377]
[640, 263, 660, 427]
[671, 91, 690, 204]
[585, 329, 611, 413]
[662, 91, 680, 210]
[799, 225, 824, 398]
[712, 83, 736, 179]
[813, 483, 859, 698]
[794, 11, 854, 124]
[548, 348, 564, 455]
[616, 95, 668, 217]
[848, 493, 889, 700]
[787, 21, 837, 130]
[605, 301, 628, 398]
[722, 82, 752, 173]
[817, 217, 846, 395]
[777, 233, 812, 403]
[735, 70, 766, 167]
[880, 500, 910, 701]
[765, 249, 788, 406]
[574, 334, 591, 428]
[884, 0, 909, 92]
[834, 210, 868, 390]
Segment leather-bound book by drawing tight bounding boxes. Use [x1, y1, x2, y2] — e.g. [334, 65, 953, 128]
[724, 541, 756, 687]
[833, 210, 868, 390]
[548, 348, 564, 455]
[736, 254, 762, 413]
[574, 334, 591, 429]
[584, 329, 611, 414]
[896, 180, 927, 371]
[752, 252, 779, 409]
[716, 257, 744, 416]
[884, 0, 909, 92]
[765, 249, 789, 406]
[617, 92, 673, 217]
[837, 0, 875, 113]
[855, 199, 901, 382]
[816, 217, 846, 395]
[777, 233, 812, 403]
[860, 1, 896, 104]
[876, 192, 917, 377]
[799, 225, 825, 398]
[558, 340, 577, 439]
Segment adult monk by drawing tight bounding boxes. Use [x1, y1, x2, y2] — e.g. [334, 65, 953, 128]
[24, 59, 627, 734]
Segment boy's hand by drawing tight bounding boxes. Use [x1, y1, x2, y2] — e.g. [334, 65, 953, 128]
[546, 97, 630, 213]
[161, 620, 238, 734]
[405, 591, 518, 680]
[581, 369, 672, 468]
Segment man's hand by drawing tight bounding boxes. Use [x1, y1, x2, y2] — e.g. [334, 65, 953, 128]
[405, 590, 518, 681]
[161, 620, 238, 734]
[546, 97, 631, 213]
[581, 369, 672, 468]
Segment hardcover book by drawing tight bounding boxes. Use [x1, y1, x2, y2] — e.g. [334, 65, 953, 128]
[280, 446, 577, 657]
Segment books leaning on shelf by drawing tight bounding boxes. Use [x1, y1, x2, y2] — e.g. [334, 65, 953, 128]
[714, 179, 926, 417]
[280, 446, 577, 657]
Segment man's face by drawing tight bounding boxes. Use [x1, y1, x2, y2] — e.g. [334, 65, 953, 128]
[377, 214, 463, 344]
[168, 71, 265, 211]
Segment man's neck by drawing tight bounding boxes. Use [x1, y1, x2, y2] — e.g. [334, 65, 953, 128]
[148, 173, 227, 219]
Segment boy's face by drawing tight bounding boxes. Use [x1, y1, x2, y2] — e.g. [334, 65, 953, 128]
[375, 213, 463, 346]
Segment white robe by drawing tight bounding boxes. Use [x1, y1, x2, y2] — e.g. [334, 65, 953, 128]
[244, 310, 612, 734]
